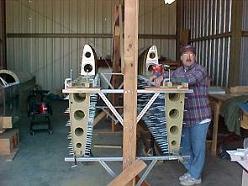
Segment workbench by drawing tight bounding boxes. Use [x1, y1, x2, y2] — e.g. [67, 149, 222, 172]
[209, 93, 246, 156]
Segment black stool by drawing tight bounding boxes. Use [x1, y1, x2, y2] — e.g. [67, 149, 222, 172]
[27, 90, 53, 135]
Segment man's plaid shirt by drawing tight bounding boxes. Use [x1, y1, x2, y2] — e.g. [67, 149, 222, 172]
[171, 63, 212, 127]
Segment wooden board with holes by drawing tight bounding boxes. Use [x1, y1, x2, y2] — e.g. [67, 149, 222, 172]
[0, 128, 19, 155]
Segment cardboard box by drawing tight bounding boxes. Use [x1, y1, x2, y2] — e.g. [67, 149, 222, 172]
[0, 128, 19, 155]
[0, 116, 13, 129]
[241, 112, 248, 129]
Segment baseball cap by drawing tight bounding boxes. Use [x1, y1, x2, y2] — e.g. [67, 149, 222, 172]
[180, 45, 196, 55]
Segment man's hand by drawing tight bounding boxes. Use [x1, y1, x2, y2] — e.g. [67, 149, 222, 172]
[150, 75, 163, 87]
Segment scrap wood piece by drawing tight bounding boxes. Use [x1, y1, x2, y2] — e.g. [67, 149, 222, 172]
[135, 175, 151, 186]
[93, 111, 107, 126]
[229, 86, 248, 94]
[108, 159, 146, 186]
[145, 86, 189, 92]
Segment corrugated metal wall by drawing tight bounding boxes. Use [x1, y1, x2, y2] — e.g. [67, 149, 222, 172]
[240, 0, 248, 85]
[183, 0, 232, 87]
[242, 0, 248, 31]
[139, 0, 176, 59]
[6, 0, 176, 92]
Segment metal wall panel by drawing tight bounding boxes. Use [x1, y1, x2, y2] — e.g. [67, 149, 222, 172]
[183, 0, 232, 87]
[139, 0, 176, 59]
[240, 0, 248, 85]
[240, 37, 248, 85]
[6, 0, 176, 92]
[243, 0, 248, 31]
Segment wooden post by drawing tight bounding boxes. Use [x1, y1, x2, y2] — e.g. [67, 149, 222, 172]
[112, 4, 123, 132]
[179, 30, 190, 45]
[176, 0, 183, 59]
[176, 0, 190, 60]
[0, 0, 6, 69]
[229, 0, 243, 86]
[123, 0, 139, 185]
[113, 4, 122, 74]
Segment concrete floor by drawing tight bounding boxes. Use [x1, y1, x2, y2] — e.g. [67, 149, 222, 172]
[0, 100, 243, 186]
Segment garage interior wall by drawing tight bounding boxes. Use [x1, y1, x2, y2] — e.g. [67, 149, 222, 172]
[182, 0, 232, 87]
[182, 0, 248, 87]
[5, 0, 176, 92]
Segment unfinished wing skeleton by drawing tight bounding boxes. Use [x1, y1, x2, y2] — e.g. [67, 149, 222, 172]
[65, 44, 99, 157]
[137, 45, 186, 154]
[63, 44, 189, 159]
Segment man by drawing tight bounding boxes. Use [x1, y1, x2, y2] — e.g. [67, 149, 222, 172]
[151, 45, 211, 185]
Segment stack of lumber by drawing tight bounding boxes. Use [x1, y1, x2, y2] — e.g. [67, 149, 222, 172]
[0, 116, 19, 160]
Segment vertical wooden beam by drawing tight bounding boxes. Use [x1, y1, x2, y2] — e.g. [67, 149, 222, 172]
[123, 0, 139, 185]
[179, 29, 190, 46]
[0, 0, 6, 69]
[119, 5, 124, 73]
[176, 0, 183, 59]
[177, 0, 190, 60]
[113, 4, 122, 74]
[229, 0, 243, 86]
[112, 4, 122, 132]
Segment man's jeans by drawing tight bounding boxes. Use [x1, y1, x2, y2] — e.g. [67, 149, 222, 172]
[180, 122, 210, 179]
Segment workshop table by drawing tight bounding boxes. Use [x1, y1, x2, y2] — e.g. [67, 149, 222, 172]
[209, 93, 244, 156]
